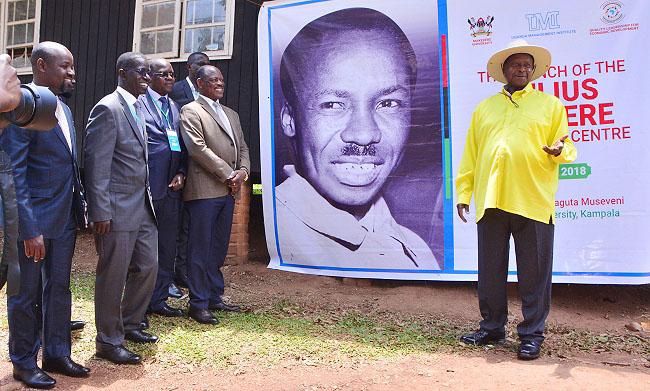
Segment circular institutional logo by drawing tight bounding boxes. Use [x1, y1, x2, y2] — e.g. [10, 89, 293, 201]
[600, 1, 625, 24]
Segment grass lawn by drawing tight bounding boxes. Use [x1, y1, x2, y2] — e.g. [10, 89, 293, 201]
[1, 267, 649, 370]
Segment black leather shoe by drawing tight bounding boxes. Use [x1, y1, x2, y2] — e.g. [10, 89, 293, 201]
[13, 367, 56, 389]
[42, 356, 90, 377]
[125, 329, 159, 343]
[189, 307, 219, 325]
[518, 340, 541, 360]
[140, 315, 149, 330]
[208, 302, 241, 312]
[168, 282, 182, 298]
[150, 303, 183, 317]
[460, 330, 506, 346]
[96, 345, 141, 364]
[174, 275, 188, 288]
[70, 320, 86, 331]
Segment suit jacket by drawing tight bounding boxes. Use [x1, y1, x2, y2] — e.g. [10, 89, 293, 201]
[0, 99, 85, 241]
[169, 79, 194, 107]
[84, 90, 155, 231]
[180, 96, 250, 201]
[139, 92, 187, 201]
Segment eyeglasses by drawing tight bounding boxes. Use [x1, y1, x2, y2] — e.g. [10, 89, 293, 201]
[122, 68, 153, 78]
[153, 71, 177, 79]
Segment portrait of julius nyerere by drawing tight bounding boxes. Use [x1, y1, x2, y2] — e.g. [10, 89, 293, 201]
[273, 7, 444, 270]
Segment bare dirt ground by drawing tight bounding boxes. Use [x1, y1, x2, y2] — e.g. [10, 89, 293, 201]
[2, 231, 650, 390]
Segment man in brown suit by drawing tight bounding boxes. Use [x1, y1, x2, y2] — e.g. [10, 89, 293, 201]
[179, 65, 249, 325]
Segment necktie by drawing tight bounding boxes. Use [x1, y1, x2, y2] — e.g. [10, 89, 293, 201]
[160, 96, 171, 126]
[133, 101, 145, 137]
[213, 101, 237, 164]
[214, 102, 234, 139]
[54, 99, 72, 152]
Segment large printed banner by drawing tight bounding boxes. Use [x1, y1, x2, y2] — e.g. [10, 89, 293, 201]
[258, 0, 650, 283]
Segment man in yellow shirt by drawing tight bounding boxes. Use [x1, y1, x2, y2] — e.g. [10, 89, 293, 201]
[456, 39, 577, 360]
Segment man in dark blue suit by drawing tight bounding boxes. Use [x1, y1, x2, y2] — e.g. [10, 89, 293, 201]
[169, 51, 210, 292]
[139, 58, 187, 318]
[1, 41, 90, 389]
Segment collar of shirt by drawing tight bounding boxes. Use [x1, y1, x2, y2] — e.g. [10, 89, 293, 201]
[186, 76, 198, 98]
[276, 165, 416, 251]
[199, 93, 214, 106]
[199, 94, 225, 114]
[116, 86, 138, 107]
[147, 86, 167, 101]
[501, 82, 534, 101]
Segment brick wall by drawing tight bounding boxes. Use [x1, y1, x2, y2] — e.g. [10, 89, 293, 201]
[227, 180, 251, 263]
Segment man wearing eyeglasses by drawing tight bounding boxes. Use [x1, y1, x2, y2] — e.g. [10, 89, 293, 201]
[169, 51, 210, 294]
[84, 52, 159, 365]
[138, 58, 187, 319]
[179, 65, 249, 325]
[456, 39, 577, 360]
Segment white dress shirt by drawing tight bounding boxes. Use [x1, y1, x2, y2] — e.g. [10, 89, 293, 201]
[198, 94, 239, 178]
[186, 76, 199, 99]
[275, 165, 441, 270]
[147, 87, 171, 126]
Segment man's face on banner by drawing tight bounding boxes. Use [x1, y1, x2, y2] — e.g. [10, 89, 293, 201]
[281, 30, 412, 208]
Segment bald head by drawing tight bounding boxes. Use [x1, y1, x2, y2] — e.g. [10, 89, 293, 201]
[31, 41, 70, 68]
[150, 58, 171, 73]
[31, 41, 75, 97]
[149, 58, 176, 96]
[196, 65, 225, 101]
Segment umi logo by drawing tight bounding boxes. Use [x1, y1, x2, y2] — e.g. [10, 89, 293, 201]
[525, 11, 560, 31]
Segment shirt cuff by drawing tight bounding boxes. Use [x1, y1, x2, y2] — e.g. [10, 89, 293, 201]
[457, 193, 472, 205]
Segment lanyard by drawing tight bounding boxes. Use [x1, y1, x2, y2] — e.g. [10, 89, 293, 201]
[149, 92, 172, 128]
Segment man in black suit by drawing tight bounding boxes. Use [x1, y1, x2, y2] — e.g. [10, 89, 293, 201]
[2, 41, 89, 389]
[139, 58, 186, 318]
[169, 51, 210, 106]
[169, 51, 210, 292]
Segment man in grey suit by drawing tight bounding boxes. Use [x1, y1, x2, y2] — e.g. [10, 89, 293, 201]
[84, 52, 159, 365]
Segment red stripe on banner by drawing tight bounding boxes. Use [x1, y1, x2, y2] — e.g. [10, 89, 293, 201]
[441, 34, 448, 88]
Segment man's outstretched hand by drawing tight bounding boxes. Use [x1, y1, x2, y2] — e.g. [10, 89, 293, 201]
[457, 203, 470, 223]
[542, 135, 568, 156]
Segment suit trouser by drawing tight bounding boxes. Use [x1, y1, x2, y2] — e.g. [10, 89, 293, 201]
[94, 213, 158, 351]
[477, 208, 554, 344]
[8, 212, 76, 370]
[149, 195, 181, 310]
[174, 206, 189, 280]
[185, 195, 234, 310]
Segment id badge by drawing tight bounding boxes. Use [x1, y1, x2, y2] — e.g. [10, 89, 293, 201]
[166, 129, 182, 152]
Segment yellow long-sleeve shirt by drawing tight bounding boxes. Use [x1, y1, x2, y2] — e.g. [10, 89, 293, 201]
[456, 83, 577, 224]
